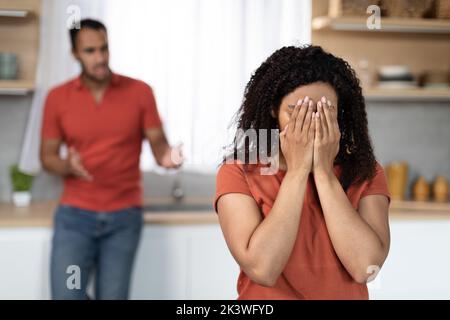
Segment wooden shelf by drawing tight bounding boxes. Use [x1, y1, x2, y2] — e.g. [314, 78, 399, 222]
[0, 1, 40, 92]
[313, 16, 450, 34]
[364, 88, 450, 102]
[390, 200, 450, 220]
[312, 1, 450, 91]
[0, 80, 34, 95]
[391, 200, 450, 212]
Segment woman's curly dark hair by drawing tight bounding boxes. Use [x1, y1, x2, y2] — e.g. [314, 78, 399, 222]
[227, 45, 377, 191]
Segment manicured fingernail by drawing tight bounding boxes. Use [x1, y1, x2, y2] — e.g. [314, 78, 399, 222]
[304, 96, 309, 103]
[327, 100, 332, 107]
[321, 96, 327, 103]
[318, 101, 322, 109]
[297, 98, 303, 105]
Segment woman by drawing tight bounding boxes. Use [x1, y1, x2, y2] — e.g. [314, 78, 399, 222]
[214, 45, 391, 300]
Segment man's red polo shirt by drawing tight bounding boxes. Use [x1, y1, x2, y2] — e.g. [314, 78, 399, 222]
[41, 73, 162, 211]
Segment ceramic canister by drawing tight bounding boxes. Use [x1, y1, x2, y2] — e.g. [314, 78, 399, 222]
[0, 52, 18, 80]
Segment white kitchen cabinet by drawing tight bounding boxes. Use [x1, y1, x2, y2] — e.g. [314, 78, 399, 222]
[369, 220, 450, 300]
[187, 227, 239, 299]
[0, 228, 51, 299]
[130, 224, 239, 299]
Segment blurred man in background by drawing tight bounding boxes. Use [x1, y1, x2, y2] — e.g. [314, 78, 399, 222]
[40, 19, 182, 299]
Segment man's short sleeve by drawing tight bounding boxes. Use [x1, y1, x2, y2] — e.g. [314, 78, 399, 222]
[360, 161, 391, 204]
[213, 163, 253, 214]
[41, 90, 63, 140]
[140, 84, 163, 130]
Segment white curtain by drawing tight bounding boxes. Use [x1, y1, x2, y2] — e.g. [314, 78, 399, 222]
[19, 0, 311, 175]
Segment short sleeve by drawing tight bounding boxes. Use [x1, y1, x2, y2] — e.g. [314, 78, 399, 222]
[213, 163, 253, 214]
[360, 161, 391, 204]
[41, 89, 63, 140]
[140, 84, 163, 130]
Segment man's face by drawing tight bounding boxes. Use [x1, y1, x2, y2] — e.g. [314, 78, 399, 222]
[72, 28, 110, 82]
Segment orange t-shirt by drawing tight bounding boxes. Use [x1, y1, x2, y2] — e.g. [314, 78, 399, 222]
[214, 161, 391, 300]
[41, 73, 162, 211]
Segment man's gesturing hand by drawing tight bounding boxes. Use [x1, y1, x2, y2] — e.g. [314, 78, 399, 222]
[66, 147, 93, 181]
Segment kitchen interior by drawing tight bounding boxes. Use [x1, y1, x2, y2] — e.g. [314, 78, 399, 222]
[0, 0, 449, 299]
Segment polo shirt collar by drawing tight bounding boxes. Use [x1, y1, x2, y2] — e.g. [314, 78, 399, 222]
[74, 71, 120, 90]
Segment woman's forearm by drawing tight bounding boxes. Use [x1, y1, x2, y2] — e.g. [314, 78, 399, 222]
[314, 171, 387, 283]
[246, 170, 309, 285]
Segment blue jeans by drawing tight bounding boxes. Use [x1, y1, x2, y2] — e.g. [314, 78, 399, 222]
[50, 204, 143, 300]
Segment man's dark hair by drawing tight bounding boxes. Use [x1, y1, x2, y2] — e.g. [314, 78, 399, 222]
[69, 18, 107, 50]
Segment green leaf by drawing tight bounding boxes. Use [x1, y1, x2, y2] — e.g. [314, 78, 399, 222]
[9, 164, 34, 192]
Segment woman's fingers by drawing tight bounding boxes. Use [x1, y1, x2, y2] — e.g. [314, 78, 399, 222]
[317, 100, 329, 138]
[301, 99, 314, 135]
[308, 109, 316, 140]
[280, 124, 288, 136]
[321, 97, 340, 138]
[314, 110, 322, 141]
[294, 96, 310, 136]
[327, 99, 340, 137]
[286, 96, 339, 144]
[288, 98, 302, 134]
[321, 96, 335, 137]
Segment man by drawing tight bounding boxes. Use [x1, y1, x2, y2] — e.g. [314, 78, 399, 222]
[40, 19, 182, 299]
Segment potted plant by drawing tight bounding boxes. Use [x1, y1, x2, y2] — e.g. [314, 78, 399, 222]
[9, 164, 34, 207]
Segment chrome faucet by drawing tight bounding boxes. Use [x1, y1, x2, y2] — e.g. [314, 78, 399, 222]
[171, 172, 184, 202]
